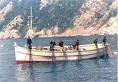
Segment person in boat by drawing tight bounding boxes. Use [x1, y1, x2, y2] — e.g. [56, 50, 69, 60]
[75, 39, 80, 50]
[72, 44, 75, 49]
[59, 41, 64, 52]
[94, 38, 98, 48]
[49, 40, 56, 51]
[26, 36, 32, 50]
[103, 36, 107, 46]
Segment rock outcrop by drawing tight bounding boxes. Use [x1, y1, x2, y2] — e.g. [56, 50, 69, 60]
[62, 0, 118, 36]
[0, 15, 23, 39]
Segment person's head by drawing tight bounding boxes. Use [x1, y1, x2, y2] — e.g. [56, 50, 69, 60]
[52, 40, 55, 42]
[95, 38, 98, 41]
[27, 36, 31, 39]
[60, 41, 63, 43]
[50, 41, 53, 43]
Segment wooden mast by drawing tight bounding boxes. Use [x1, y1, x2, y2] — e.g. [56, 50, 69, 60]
[26, 6, 34, 38]
[30, 6, 33, 30]
[28, 6, 33, 30]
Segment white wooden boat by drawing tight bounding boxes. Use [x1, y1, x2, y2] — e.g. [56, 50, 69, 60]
[14, 43, 108, 64]
[14, 7, 115, 64]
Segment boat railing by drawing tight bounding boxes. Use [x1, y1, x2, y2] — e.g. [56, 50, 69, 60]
[30, 46, 104, 53]
[15, 43, 105, 53]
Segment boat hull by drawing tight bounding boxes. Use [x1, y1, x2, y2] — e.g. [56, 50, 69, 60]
[15, 44, 105, 64]
[16, 53, 104, 64]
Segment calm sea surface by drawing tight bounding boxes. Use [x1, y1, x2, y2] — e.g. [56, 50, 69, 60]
[0, 35, 117, 82]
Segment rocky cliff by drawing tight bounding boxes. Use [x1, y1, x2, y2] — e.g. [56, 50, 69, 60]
[0, 0, 117, 39]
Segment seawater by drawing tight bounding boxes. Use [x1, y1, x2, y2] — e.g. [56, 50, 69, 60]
[0, 35, 117, 82]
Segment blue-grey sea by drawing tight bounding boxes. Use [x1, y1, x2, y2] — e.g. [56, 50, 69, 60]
[0, 35, 117, 82]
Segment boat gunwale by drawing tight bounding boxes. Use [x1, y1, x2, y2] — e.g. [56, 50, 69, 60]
[15, 45, 105, 53]
[15, 50, 104, 57]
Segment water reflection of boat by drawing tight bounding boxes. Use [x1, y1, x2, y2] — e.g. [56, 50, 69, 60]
[14, 43, 110, 64]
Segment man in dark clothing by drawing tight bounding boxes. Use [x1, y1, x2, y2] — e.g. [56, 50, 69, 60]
[103, 36, 107, 46]
[50, 41, 56, 51]
[75, 40, 80, 50]
[27, 36, 32, 50]
[59, 41, 64, 52]
[59, 41, 64, 47]
[94, 38, 98, 48]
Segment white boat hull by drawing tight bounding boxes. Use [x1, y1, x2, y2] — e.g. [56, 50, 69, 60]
[15, 44, 106, 64]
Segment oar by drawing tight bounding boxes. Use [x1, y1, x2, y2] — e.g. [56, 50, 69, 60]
[94, 44, 100, 59]
[21, 48, 32, 70]
[29, 48, 32, 63]
[52, 49, 55, 61]
[77, 49, 81, 60]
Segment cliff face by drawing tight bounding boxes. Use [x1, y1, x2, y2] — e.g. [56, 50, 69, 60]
[0, 0, 117, 39]
[0, 0, 84, 38]
[63, 0, 118, 36]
